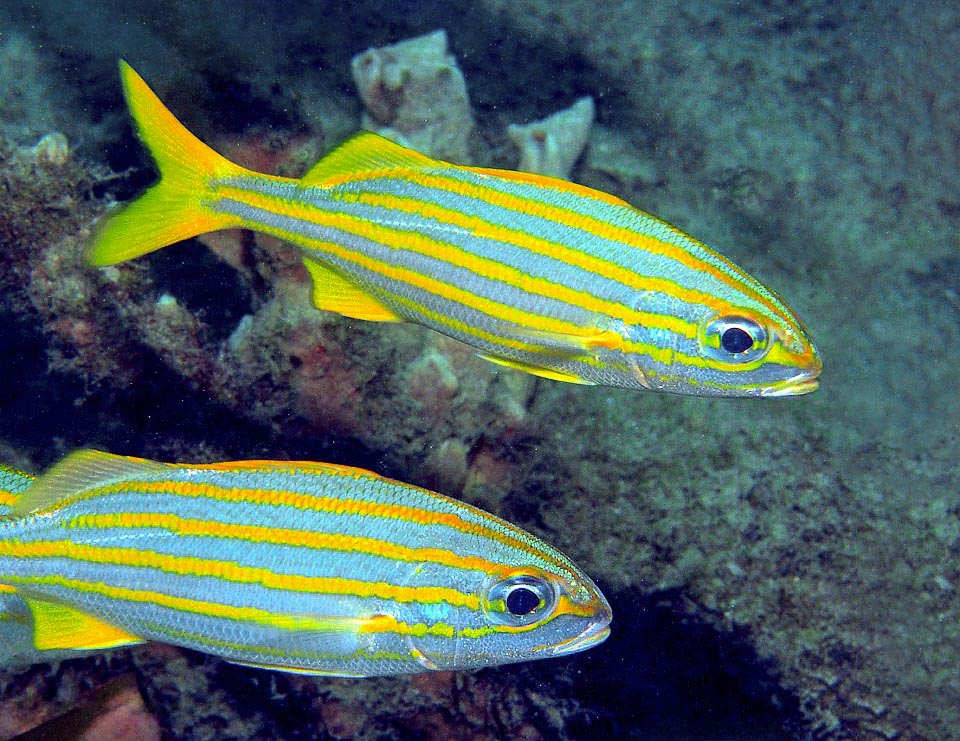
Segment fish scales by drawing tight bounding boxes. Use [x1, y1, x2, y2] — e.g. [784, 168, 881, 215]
[0, 451, 610, 676]
[0, 466, 52, 669]
[208, 171, 775, 339]
[209, 171, 800, 386]
[88, 62, 821, 396]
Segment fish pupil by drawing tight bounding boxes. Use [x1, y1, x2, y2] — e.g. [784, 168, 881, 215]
[506, 587, 541, 616]
[721, 327, 753, 354]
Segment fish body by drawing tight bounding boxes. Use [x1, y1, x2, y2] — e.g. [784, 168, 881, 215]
[0, 465, 52, 667]
[89, 61, 821, 396]
[0, 467, 97, 668]
[0, 451, 610, 676]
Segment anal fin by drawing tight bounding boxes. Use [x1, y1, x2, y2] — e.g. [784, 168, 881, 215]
[25, 598, 144, 651]
[303, 258, 402, 322]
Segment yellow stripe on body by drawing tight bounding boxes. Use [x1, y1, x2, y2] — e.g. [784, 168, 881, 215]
[323, 191, 700, 340]
[215, 184, 632, 346]
[400, 167, 792, 320]
[214, 180, 776, 372]
[357, 593, 599, 640]
[320, 192, 801, 374]
[216, 174, 807, 379]
[5, 561, 588, 652]
[342, 260, 769, 378]
[337, 188, 740, 322]
[34, 477, 575, 579]
[0, 541, 480, 609]
[217, 180, 699, 343]
[348, 187, 816, 371]
[67, 511, 511, 577]
[4, 573, 377, 631]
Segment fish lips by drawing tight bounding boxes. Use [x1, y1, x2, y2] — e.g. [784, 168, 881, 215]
[760, 366, 822, 397]
[546, 615, 612, 656]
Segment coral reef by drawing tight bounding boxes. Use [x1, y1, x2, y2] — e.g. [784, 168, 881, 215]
[0, 2, 959, 739]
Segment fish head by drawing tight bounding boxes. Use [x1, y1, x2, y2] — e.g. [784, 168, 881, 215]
[478, 567, 612, 657]
[399, 563, 611, 672]
[620, 271, 822, 397]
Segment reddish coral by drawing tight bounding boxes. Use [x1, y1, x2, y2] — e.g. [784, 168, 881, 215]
[77, 685, 161, 741]
[286, 322, 361, 432]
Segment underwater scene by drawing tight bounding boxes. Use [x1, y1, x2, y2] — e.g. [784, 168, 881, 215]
[0, 0, 955, 738]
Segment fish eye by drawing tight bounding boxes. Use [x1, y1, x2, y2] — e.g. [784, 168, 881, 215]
[721, 326, 753, 354]
[506, 586, 541, 616]
[702, 315, 769, 363]
[487, 573, 557, 626]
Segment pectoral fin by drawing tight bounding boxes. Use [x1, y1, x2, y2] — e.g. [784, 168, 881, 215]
[511, 326, 624, 353]
[225, 659, 370, 677]
[303, 258, 402, 322]
[24, 598, 144, 651]
[478, 353, 595, 385]
[225, 612, 374, 675]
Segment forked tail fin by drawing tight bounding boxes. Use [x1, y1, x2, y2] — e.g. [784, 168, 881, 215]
[88, 60, 247, 266]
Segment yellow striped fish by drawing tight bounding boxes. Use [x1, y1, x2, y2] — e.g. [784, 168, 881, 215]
[0, 450, 610, 676]
[89, 62, 821, 397]
[0, 466, 100, 668]
[0, 465, 55, 668]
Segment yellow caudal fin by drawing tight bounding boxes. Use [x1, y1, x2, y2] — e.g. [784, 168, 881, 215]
[87, 60, 248, 266]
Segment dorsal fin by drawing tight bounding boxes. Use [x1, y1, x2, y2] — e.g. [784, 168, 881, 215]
[301, 132, 439, 185]
[12, 450, 169, 517]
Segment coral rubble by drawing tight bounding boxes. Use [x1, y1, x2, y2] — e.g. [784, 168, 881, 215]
[507, 96, 595, 179]
[0, 2, 958, 739]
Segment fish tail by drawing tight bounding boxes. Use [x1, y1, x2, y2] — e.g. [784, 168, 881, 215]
[88, 60, 246, 266]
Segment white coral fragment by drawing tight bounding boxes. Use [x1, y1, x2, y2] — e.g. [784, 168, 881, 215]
[507, 96, 595, 180]
[351, 30, 473, 162]
[20, 132, 71, 167]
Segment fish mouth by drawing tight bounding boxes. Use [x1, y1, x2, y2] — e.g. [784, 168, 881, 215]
[761, 363, 822, 397]
[549, 621, 611, 656]
[762, 375, 820, 397]
[547, 599, 613, 656]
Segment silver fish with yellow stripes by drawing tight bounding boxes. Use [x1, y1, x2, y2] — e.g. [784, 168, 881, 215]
[0, 465, 56, 668]
[0, 467, 103, 668]
[0, 450, 610, 676]
[89, 62, 821, 397]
